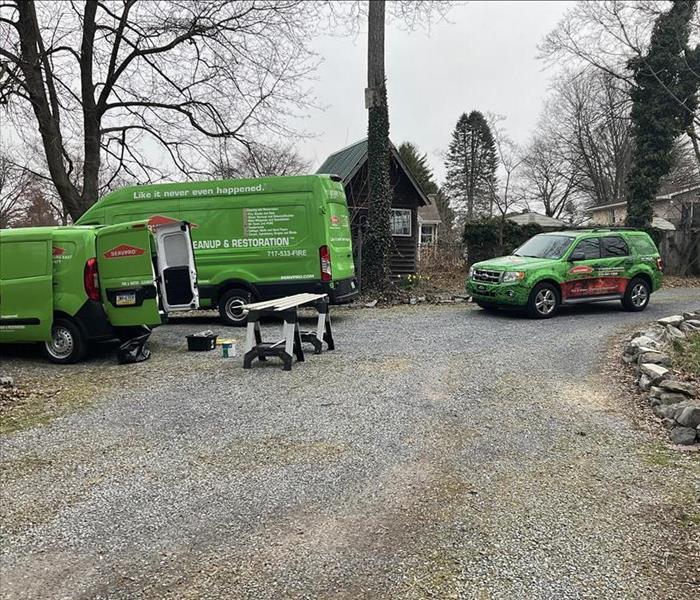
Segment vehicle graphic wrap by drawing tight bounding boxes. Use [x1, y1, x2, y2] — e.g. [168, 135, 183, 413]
[466, 231, 662, 310]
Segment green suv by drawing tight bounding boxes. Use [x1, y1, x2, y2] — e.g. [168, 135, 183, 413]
[467, 229, 663, 318]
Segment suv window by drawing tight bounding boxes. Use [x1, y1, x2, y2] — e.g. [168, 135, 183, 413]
[573, 238, 600, 260]
[630, 235, 658, 256]
[602, 236, 629, 257]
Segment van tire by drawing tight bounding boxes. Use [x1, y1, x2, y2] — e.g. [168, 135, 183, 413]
[622, 277, 650, 312]
[218, 288, 252, 326]
[43, 318, 87, 364]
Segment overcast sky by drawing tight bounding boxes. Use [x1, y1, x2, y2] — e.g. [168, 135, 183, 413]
[297, 1, 574, 183]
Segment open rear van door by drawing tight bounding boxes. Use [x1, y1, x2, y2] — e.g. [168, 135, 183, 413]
[149, 217, 199, 312]
[95, 222, 161, 327]
[0, 230, 53, 341]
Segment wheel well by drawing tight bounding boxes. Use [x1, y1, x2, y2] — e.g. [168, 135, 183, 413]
[52, 311, 85, 337]
[631, 272, 652, 290]
[214, 281, 258, 306]
[535, 279, 562, 300]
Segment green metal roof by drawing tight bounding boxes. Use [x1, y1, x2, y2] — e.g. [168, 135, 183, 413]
[316, 139, 369, 183]
[316, 138, 429, 206]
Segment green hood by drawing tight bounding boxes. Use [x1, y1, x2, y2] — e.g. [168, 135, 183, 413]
[474, 255, 556, 270]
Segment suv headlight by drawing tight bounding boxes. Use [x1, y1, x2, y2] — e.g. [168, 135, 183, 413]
[468, 266, 475, 279]
[502, 271, 526, 283]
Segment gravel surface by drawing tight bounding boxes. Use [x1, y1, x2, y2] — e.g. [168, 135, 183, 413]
[1, 289, 699, 599]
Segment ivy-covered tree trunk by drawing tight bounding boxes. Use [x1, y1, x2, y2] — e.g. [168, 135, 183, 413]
[626, 0, 700, 228]
[362, 0, 392, 291]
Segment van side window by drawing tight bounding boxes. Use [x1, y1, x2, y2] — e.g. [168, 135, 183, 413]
[602, 236, 629, 257]
[573, 238, 600, 260]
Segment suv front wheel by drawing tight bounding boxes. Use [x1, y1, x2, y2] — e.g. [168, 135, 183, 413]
[527, 283, 559, 319]
[622, 277, 650, 312]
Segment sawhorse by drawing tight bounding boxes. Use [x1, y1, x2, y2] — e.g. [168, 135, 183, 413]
[242, 293, 334, 371]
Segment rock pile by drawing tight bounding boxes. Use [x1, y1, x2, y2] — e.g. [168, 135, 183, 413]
[623, 311, 700, 446]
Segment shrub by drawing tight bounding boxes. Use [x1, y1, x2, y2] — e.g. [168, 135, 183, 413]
[463, 217, 544, 266]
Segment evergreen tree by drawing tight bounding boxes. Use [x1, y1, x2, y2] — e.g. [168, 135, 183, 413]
[626, 0, 700, 228]
[443, 111, 498, 223]
[398, 141, 438, 195]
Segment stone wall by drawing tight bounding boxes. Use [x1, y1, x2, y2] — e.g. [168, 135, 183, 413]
[622, 312, 700, 445]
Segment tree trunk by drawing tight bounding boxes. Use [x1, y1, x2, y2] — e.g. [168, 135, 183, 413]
[15, 1, 83, 219]
[80, 0, 100, 214]
[362, 0, 392, 291]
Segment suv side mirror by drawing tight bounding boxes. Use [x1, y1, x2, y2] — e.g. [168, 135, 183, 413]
[569, 250, 586, 262]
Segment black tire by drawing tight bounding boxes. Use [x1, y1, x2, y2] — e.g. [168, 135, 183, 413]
[526, 282, 559, 319]
[42, 317, 87, 364]
[476, 302, 498, 312]
[218, 288, 253, 326]
[622, 277, 650, 312]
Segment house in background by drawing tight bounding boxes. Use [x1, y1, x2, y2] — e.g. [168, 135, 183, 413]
[317, 138, 429, 277]
[588, 184, 700, 229]
[506, 210, 568, 230]
[418, 194, 442, 248]
[588, 184, 700, 274]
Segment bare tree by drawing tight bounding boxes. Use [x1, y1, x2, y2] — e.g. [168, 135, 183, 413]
[483, 114, 525, 245]
[0, 0, 321, 220]
[0, 150, 31, 227]
[540, 0, 700, 157]
[210, 141, 311, 179]
[519, 115, 583, 220]
[551, 70, 633, 207]
[485, 114, 524, 217]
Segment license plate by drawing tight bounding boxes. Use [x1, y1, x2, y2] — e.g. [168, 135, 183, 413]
[116, 292, 136, 306]
[351, 281, 356, 289]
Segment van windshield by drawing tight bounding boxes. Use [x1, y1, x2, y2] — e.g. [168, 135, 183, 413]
[513, 234, 574, 259]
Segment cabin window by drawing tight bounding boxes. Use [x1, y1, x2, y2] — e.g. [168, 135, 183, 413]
[420, 224, 437, 246]
[391, 209, 412, 237]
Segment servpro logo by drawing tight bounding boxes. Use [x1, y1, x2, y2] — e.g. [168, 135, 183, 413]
[52, 246, 65, 256]
[569, 265, 594, 275]
[103, 244, 146, 259]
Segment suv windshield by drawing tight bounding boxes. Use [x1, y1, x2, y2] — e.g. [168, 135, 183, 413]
[513, 234, 574, 259]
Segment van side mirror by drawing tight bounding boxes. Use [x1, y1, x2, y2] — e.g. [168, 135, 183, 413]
[569, 250, 585, 262]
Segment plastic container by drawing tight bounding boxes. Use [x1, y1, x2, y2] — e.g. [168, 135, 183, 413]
[186, 334, 217, 351]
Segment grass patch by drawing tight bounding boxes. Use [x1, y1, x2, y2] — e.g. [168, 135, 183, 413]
[670, 332, 700, 377]
[642, 441, 685, 469]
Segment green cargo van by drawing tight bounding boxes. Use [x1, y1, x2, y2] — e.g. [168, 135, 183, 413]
[77, 175, 358, 325]
[0, 219, 198, 363]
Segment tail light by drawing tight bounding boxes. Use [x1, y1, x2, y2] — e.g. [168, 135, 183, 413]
[656, 257, 664, 272]
[319, 245, 332, 282]
[84, 258, 100, 301]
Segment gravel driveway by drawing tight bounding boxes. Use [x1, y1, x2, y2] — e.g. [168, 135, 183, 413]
[1, 288, 699, 599]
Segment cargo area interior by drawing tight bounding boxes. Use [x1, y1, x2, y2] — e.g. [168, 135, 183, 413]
[158, 229, 195, 306]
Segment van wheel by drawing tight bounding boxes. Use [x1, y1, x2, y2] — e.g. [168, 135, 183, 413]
[43, 318, 87, 364]
[622, 277, 650, 312]
[527, 283, 559, 319]
[218, 288, 252, 326]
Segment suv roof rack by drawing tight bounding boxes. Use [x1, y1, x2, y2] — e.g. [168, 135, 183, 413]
[564, 226, 636, 232]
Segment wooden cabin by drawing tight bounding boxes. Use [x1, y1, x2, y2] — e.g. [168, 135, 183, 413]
[316, 138, 429, 277]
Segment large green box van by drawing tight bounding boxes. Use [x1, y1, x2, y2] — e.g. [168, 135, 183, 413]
[0, 219, 198, 363]
[77, 175, 358, 325]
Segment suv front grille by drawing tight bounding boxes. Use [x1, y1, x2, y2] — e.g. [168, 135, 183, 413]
[473, 269, 502, 284]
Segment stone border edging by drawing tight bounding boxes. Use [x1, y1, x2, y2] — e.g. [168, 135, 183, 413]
[622, 311, 700, 446]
